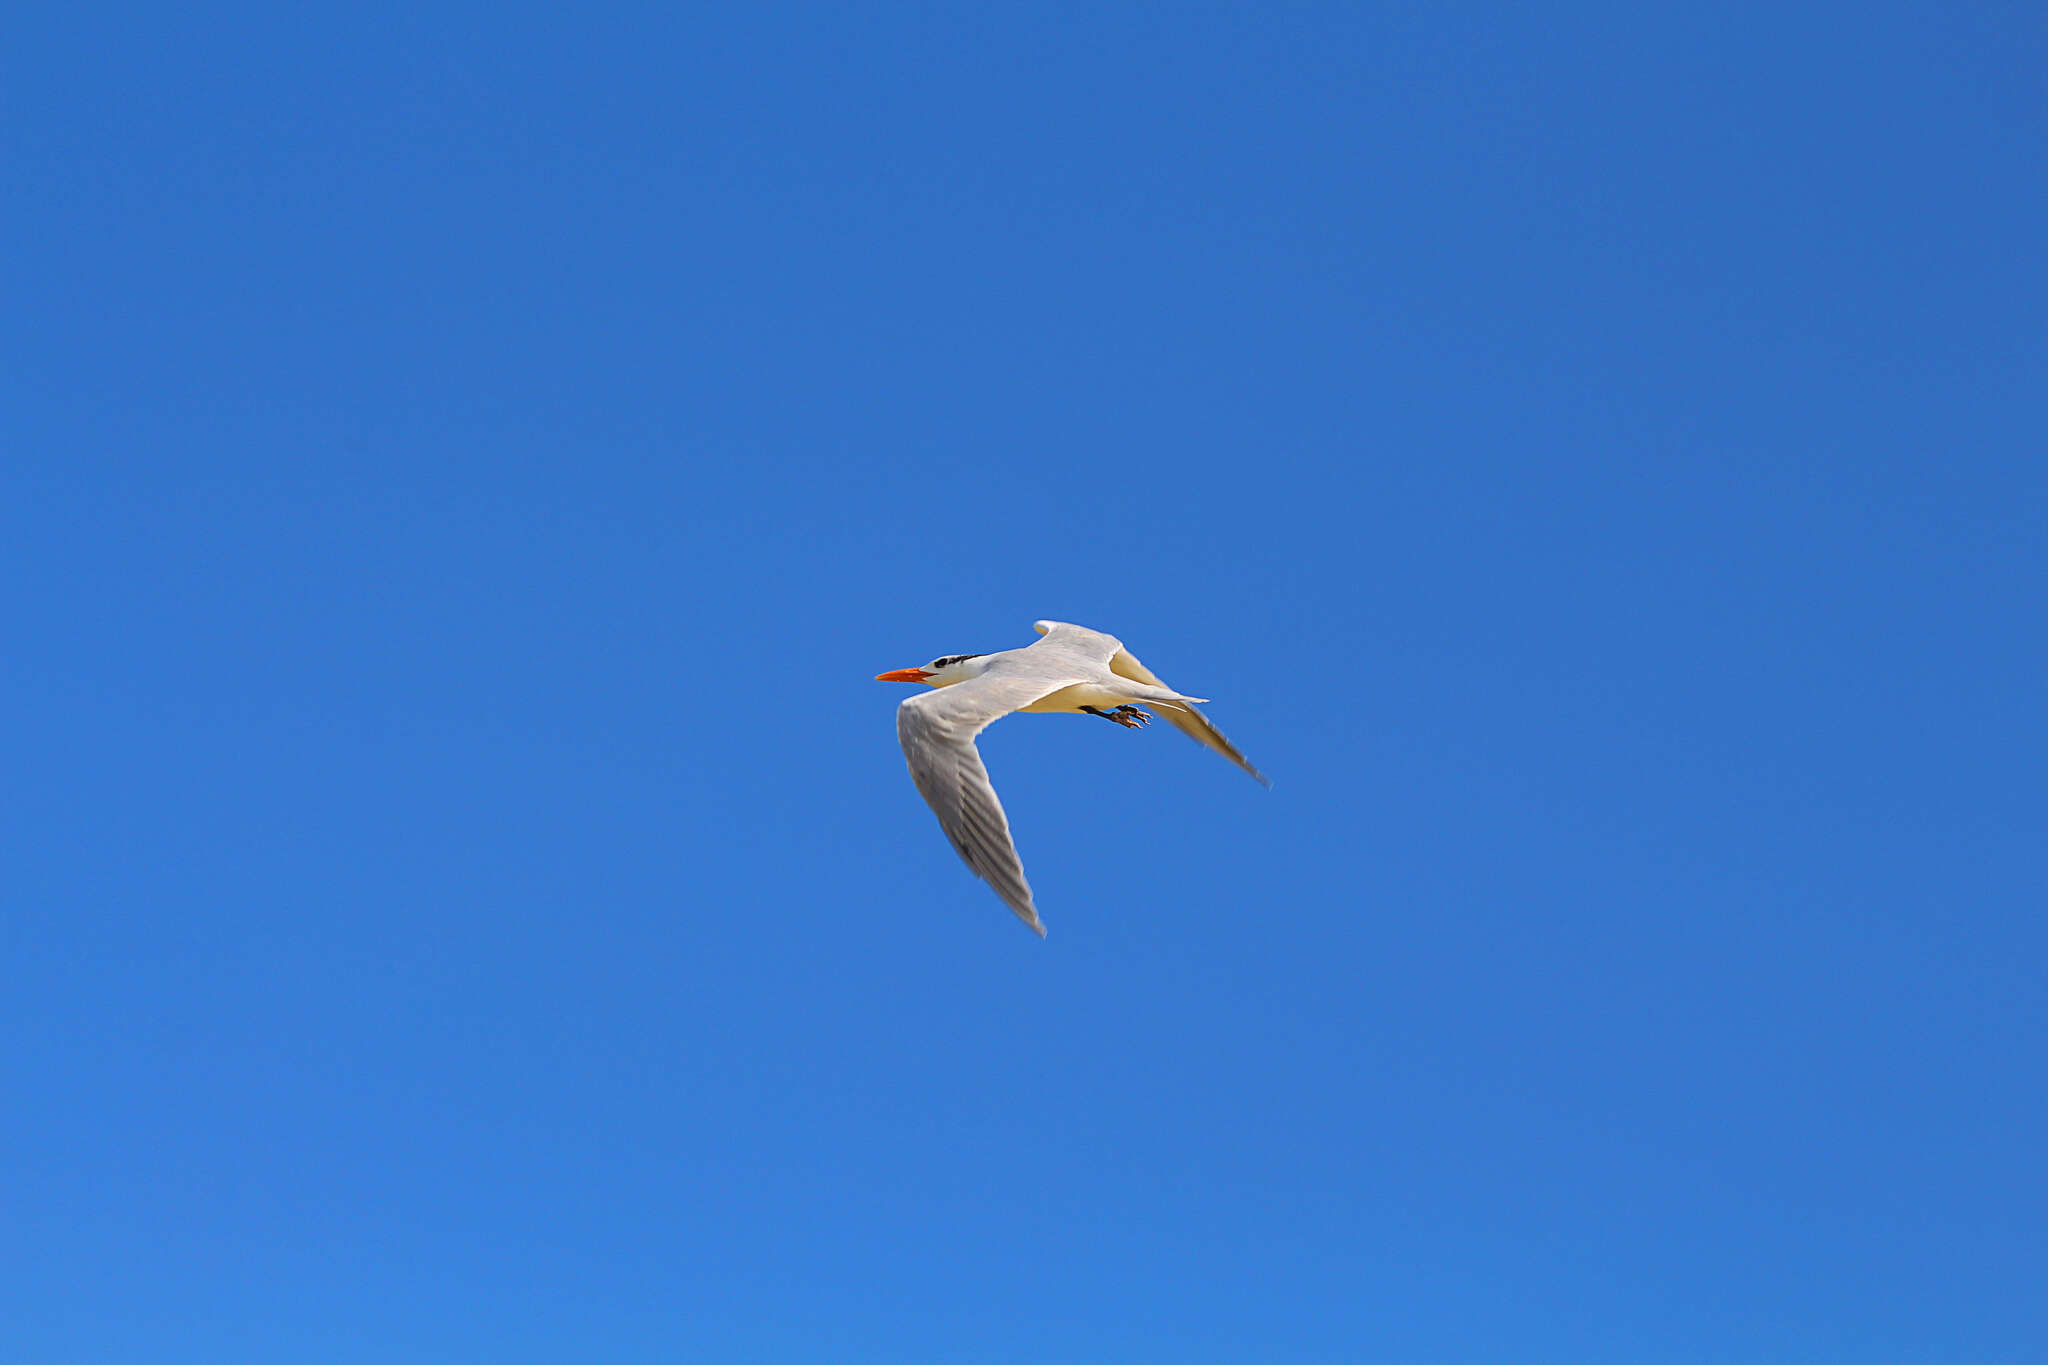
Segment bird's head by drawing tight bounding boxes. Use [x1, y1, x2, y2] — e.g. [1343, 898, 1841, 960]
[874, 653, 988, 688]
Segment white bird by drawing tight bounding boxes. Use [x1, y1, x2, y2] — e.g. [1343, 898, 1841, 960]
[875, 619, 1270, 936]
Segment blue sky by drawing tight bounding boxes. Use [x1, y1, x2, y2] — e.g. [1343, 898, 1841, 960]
[4, 3, 2043, 1362]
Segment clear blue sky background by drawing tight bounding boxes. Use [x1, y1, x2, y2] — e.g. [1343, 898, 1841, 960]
[5, 4, 2042, 1362]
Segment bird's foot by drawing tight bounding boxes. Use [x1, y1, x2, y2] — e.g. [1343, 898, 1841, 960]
[1084, 705, 1151, 729]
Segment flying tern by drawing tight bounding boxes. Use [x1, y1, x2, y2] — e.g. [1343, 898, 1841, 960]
[875, 619, 1270, 936]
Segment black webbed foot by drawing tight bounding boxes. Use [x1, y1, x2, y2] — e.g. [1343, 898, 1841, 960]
[1082, 705, 1151, 729]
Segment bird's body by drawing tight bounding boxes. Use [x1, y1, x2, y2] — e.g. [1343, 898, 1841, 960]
[1018, 681, 1149, 713]
[875, 620, 1269, 936]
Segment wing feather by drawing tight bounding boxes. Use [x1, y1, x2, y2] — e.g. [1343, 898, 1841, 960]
[895, 669, 1082, 935]
[1032, 621, 1271, 786]
[1028, 619, 1123, 664]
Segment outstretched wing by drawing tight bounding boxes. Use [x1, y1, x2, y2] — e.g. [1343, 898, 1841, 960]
[895, 667, 1083, 936]
[1032, 620, 1270, 787]
[1029, 619, 1124, 666]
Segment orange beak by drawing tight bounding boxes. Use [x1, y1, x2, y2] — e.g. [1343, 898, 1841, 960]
[874, 667, 932, 683]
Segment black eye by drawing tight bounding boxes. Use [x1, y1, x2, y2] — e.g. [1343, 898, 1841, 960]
[931, 656, 960, 669]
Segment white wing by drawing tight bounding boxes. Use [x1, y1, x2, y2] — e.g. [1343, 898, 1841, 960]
[1033, 620, 1270, 787]
[1028, 619, 1124, 665]
[895, 662, 1087, 936]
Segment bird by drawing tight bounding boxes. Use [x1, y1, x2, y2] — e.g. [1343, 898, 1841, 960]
[875, 619, 1269, 936]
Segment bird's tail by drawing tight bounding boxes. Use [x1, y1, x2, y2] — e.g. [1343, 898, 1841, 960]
[1137, 691, 1208, 713]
